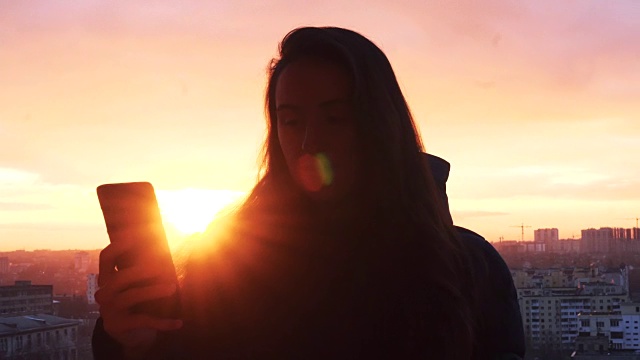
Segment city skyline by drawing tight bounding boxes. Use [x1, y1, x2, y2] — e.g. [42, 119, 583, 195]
[1, 1, 639, 250]
[2, 223, 640, 253]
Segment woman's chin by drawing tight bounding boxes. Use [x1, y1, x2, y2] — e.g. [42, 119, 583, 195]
[298, 182, 350, 206]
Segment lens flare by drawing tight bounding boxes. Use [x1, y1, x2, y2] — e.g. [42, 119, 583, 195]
[316, 153, 334, 186]
[297, 153, 334, 192]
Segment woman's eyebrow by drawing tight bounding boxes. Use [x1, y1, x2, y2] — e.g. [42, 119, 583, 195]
[319, 98, 350, 109]
[276, 98, 349, 112]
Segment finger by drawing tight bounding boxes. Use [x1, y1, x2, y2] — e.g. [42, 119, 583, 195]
[106, 314, 183, 334]
[145, 317, 183, 332]
[113, 283, 177, 312]
[104, 265, 169, 294]
[98, 242, 136, 286]
[94, 287, 109, 307]
[95, 265, 174, 307]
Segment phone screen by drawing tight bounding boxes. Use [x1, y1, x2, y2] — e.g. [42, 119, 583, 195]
[97, 182, 179, 317]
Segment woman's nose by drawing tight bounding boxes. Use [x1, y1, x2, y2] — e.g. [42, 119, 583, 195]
[301, 120, 324, 153]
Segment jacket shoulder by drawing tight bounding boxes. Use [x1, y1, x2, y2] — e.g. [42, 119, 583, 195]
[455, 226, 525, 359]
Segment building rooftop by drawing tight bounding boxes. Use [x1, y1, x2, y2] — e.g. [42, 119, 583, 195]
[0, 314, 80, 335]
[0, 280, 52, 289]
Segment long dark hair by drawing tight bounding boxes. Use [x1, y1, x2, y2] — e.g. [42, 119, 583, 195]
[239, 27, 477, 357]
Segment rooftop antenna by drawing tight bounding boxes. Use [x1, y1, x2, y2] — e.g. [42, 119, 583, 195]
[510, 223, 531, 241]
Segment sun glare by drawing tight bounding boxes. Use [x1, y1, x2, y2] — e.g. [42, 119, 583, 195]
[156, 189, 245, 236]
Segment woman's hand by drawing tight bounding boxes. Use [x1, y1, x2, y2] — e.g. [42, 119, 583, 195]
[95, 240, 183, 357]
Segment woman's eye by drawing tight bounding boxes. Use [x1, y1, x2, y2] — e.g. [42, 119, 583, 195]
[283, 119, 300, 126]
[325, 106, 353, 125]
[327, 115, 350, 125]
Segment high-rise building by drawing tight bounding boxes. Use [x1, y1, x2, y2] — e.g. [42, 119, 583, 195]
[534, 228, 559, 252]
[0, 281, 53, 317]
[534, 228, 559, 244]
[86, 274, 98, 305]
[581, 228, 614, 253]
[74, 252, 90, 273]
[0, 257, 8, 274]
[581, 228, 640, 254]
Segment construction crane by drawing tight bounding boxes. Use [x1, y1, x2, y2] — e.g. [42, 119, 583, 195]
[511, 223, 532, 241]
[626, 217, 640, 240]
[625, 217, 639, 229]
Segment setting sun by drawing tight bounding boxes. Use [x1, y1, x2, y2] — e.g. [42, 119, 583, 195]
[156, 189, 245, 236]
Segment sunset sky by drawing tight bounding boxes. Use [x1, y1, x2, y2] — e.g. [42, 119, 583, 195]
[1, 1, 638, 251]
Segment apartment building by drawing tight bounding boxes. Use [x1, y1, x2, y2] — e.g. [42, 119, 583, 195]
[514, 266, 630, 351]
[576, 303, 640, 351]
[0, 314, 80, 359]
[520, 287, 628, 350]
[0, 258, 8, 274]
[86, 274, 98, 305]
[74, 252, 90, 273]
[0, 281, 53, 317]
[581, 228, 640, 254]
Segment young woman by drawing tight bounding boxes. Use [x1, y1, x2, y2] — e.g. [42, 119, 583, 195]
[93, 26, 524, 359]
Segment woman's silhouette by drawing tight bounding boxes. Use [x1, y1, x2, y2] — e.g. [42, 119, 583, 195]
[93, 26, 524, 359]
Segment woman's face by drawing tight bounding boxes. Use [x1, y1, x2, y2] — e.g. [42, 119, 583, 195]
[275, 58, 359, 204]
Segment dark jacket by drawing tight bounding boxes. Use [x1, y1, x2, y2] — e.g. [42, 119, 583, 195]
[93, 155, 525, 359]
[427, 154, 525, 359]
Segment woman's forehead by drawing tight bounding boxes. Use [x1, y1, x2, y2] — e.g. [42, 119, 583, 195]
[275, 59, 353, 107]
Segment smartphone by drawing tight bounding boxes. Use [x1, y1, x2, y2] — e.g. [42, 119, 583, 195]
[97, 181, 179, 318]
